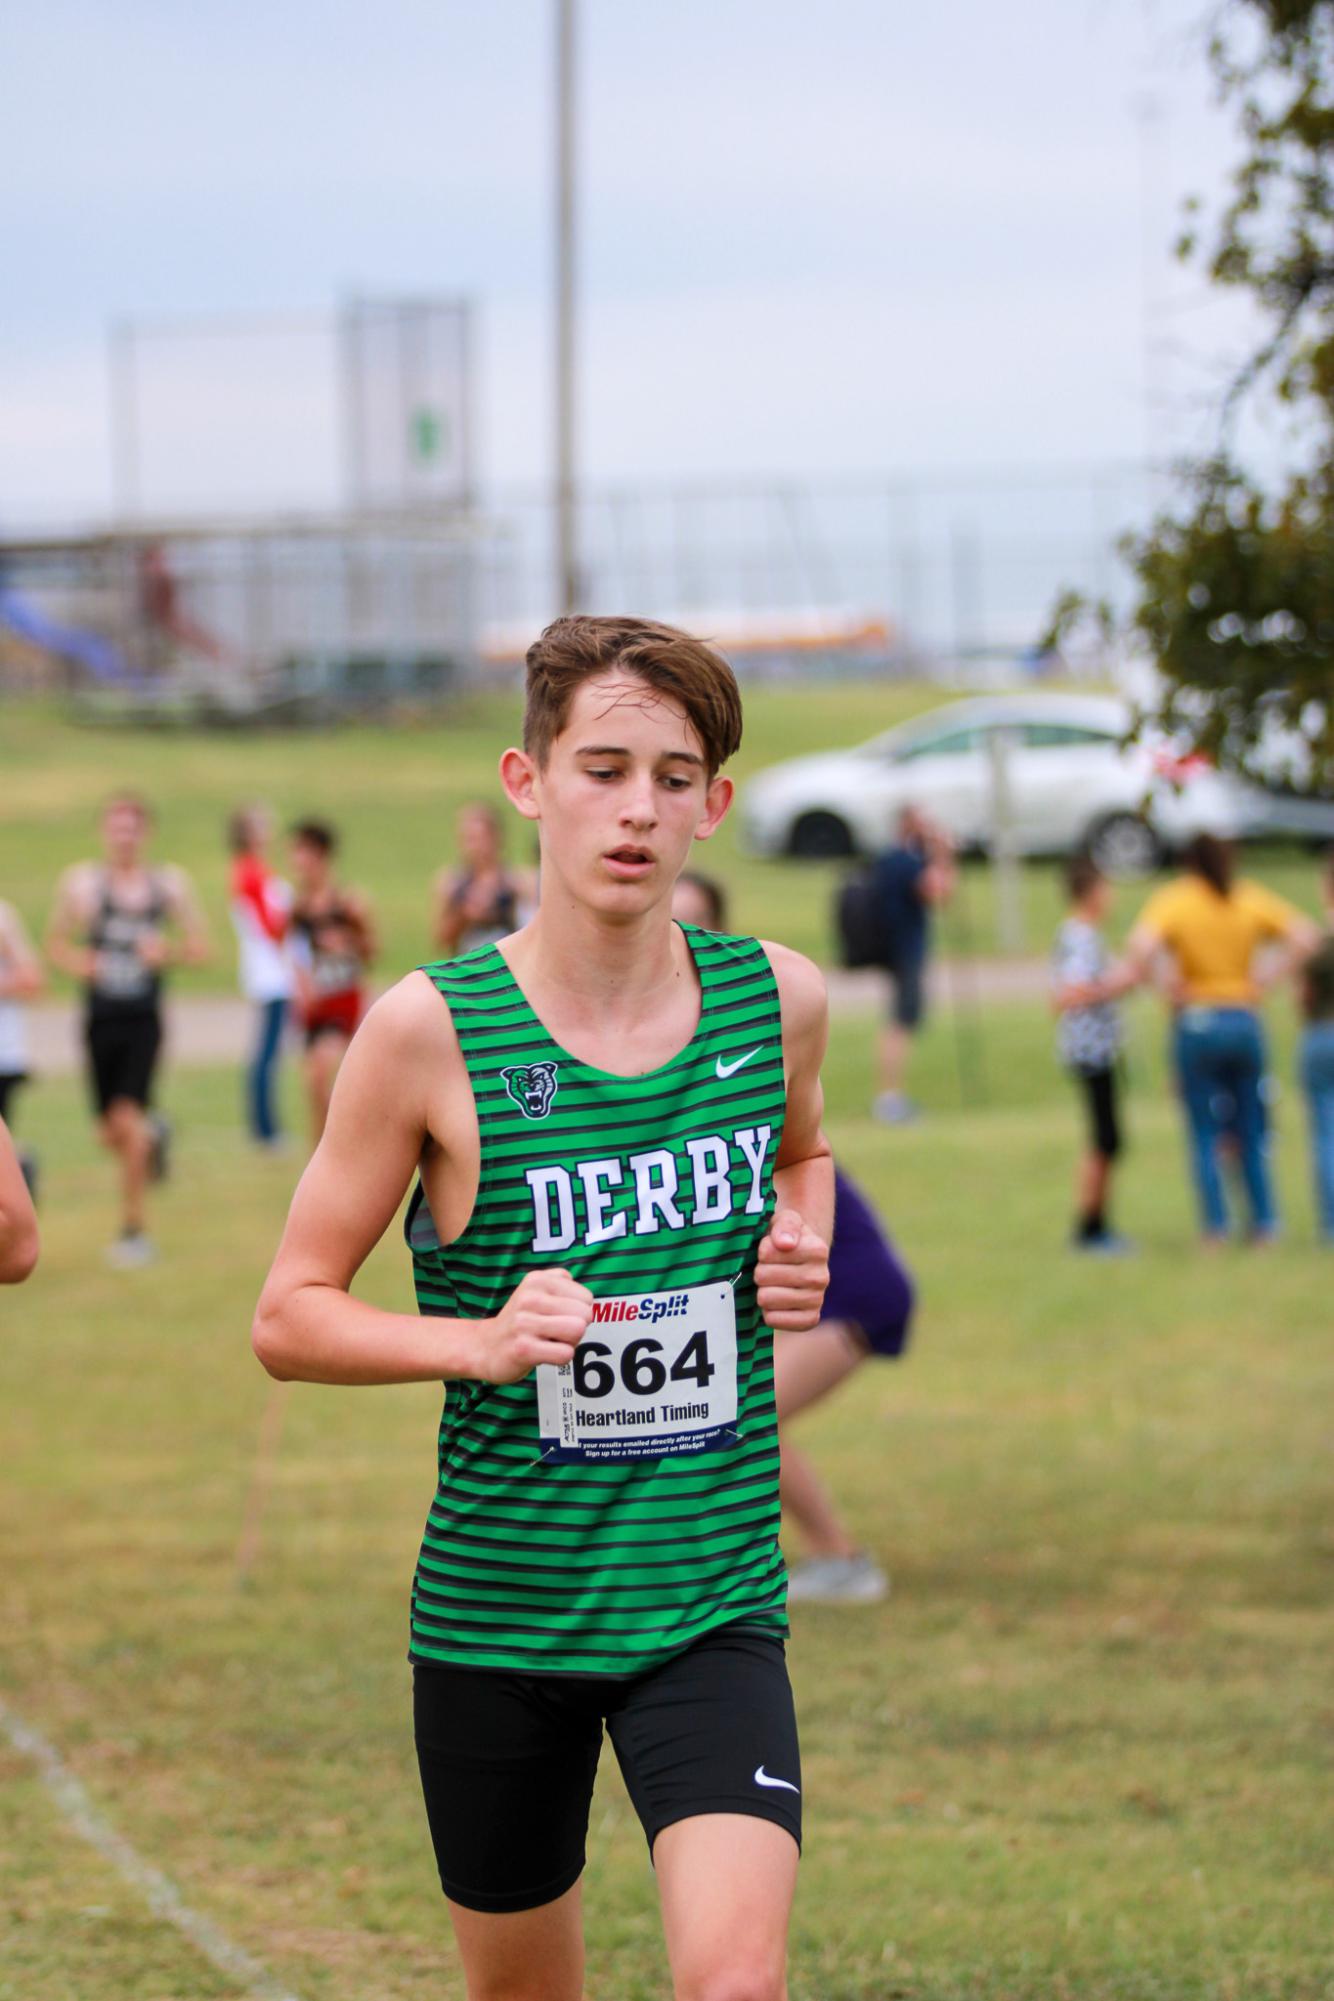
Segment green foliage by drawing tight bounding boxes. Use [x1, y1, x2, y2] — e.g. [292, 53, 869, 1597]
[1078, 2, 1334, 788]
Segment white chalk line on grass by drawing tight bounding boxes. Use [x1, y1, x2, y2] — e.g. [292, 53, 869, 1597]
[0, 1694, 306, 2001]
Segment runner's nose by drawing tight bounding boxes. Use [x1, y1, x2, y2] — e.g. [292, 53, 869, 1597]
[619, 779, 657, 833]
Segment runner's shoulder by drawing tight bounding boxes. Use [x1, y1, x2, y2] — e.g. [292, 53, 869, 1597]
[357, 969, 464, 1070]
[757, 938, 828, 1036]
[53, 859, 98, 910]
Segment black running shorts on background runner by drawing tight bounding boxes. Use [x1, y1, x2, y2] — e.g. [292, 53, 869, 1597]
[413, 1624, 801, 1914]
[86, 1010, 162, 1115]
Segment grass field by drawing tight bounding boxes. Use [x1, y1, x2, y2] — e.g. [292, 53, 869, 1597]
[0, 691, 1325, 986]
[1, 972, 1331, 1998]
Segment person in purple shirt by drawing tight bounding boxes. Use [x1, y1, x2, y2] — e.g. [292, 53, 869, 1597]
[674, 872, 916, 1602]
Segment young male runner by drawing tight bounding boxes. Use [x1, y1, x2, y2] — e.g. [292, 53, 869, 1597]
[253, 616, 833, 2001]
[46, 794, 209, 1265]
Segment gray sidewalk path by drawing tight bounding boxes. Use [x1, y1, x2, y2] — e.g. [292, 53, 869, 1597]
[23, 958, 1050, 1078]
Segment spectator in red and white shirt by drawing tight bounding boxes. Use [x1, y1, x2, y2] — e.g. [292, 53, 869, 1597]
[228, 806, 294, 1147]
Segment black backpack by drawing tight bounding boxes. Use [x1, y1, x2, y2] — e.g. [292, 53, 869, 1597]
[835, 865, 893, 970]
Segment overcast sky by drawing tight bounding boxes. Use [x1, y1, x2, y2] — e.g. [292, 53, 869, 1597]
[1, 0, 1251, 524]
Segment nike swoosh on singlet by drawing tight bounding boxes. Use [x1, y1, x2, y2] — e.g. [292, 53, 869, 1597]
[753, 1766, 800, 1793]
[716, 1047, 763, 1079]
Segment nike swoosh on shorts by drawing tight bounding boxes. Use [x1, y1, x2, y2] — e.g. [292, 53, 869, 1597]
[716, 1047, 763, 1079]
[753, 1766, 800, 1793]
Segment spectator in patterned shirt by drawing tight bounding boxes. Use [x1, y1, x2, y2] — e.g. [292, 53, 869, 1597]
[1051, 854, 1134, 1254]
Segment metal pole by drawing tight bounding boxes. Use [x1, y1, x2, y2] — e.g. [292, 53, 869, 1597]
[554, 0, 579, 614]
[987, 725, 1024, 954]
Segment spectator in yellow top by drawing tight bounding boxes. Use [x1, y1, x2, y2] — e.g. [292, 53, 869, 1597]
[1122, 834, 1318, 1243]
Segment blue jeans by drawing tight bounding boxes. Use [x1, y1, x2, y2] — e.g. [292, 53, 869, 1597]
[1299, 1021, 1334, 1241]
[1173, 1007, 1275, 1238]
[247, 997, 288, 1143]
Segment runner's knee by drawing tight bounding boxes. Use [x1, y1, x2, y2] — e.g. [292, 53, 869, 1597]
[673, 1961, 786, 2001]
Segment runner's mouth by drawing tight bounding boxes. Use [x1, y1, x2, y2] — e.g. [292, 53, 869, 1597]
[604, 847, 655, 875]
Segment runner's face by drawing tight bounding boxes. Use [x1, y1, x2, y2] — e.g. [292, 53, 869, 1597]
[102, 805, 147, 867]
[458, 807, 500, 872]
[507, 673, 731, 917]
[290, 839, 329, 892]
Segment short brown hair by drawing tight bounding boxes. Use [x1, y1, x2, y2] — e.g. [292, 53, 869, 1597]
[1065, 852, 1105, 902]
[290, 818, 337, 856]
[523, 615, 743, 776]
[102, 792, 152, 830]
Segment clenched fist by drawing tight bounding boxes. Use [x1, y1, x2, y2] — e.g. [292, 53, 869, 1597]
[755, 1208, 830, 1332]
[474, 1268, 595, 1383]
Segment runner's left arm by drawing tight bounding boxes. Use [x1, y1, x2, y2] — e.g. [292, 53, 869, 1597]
[0, 903, 42, 998]
[755, 942, 833, 1332]
[162, 867, 212, 967]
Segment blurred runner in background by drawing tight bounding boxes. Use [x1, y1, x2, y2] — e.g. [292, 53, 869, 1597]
[433, 799, 536, 958]
[0, 896, 41, 1196]
[289, 819, 377, 1144]
[0, 1113, 38, 1283]
[228, 805, 294, 1149]
[46, 794, 210, 1266]
[675, 870, 913, 1603]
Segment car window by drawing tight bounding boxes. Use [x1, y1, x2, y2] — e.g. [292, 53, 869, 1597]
[1018, 723, 1119, 750]
[894, 727, 982, 762]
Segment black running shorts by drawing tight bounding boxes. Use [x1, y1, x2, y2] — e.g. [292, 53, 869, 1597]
[1073, 1063, 1121, 1161]
[86, 1010, 162, 1115]
[413, 1624, 801, 1914]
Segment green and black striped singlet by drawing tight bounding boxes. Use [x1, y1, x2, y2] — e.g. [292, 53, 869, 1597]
[406, 924, 789, 1676]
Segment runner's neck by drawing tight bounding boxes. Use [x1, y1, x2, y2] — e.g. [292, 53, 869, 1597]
[501, 904, 698, 1039]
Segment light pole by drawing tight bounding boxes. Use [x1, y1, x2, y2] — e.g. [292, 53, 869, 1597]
[555, 0, 579, 614]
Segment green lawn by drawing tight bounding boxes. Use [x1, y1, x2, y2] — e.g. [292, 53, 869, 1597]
[0, 691, 1325, 986]
[1, 991, 1330, 1999]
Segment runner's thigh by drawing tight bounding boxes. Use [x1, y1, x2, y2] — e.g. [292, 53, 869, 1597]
[607, 1626, 801, 1855]
[413, 1660, 603, 1915]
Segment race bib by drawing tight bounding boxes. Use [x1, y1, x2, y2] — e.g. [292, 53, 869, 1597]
[536, 1281, 738, 1464]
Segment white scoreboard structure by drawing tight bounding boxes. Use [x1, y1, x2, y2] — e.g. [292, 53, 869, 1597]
[108, 294, 474, 523]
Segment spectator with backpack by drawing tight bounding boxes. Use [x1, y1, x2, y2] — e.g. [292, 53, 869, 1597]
[857, 806, 956, 1124]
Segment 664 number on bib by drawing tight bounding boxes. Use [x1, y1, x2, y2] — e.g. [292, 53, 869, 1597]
[536, 1282, 738, 1463]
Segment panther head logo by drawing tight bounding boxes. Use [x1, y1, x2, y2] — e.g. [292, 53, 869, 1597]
[501, 1061, 560, 1119]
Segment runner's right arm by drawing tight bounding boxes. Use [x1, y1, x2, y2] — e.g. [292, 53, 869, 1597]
[252, 973, 592, 1386]
[44, 867, 97, 980]
[0, 903, 42, 997]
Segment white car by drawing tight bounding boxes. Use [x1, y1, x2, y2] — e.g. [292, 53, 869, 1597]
[741, 692, 1334, 875]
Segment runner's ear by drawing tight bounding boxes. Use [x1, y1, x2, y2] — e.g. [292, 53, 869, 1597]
[693, 774, 733, 845]
[499, 748, 540, 823]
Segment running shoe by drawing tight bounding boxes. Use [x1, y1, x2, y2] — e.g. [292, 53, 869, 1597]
[1072, 1231, 1136, 1257]
[106, 1230, 156, 1269]
[871, 1092, 919, 1126]
[786, 1554, 889, 1604]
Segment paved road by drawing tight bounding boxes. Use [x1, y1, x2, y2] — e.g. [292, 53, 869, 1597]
[23, 958, 1050, 1077]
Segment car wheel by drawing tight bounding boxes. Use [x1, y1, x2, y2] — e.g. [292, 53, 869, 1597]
[1086, 811, 1161, 878]
[788, 810, 855, 859]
